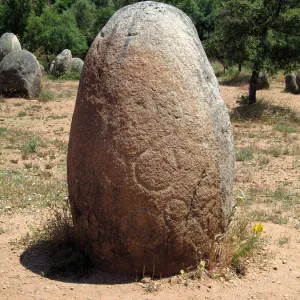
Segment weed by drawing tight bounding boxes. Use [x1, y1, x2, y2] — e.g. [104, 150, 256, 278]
[45, 162, 53, 170]
[277, 236, 290, 246]
[0, 170, 67, 212]
[47, 71, 81, 81]
[263, 145, 281, 157]
[208, 203, 263, 276]
[47, 115, 67, 120]
[39, 90, 55, 102]
[18, 111, 27, 117]
[273, 124, 296, 133]
[24, 162, 32, 169]
[236, 147, 253, 161]
[18, 201, 92, 279]
[24, 105, 42, 111]
[251, 209, 289, 225]
[217, 68, 251, 86]
[258, 156, 269, 167]
[21, 137, 41, 154]
[52, 139, 68, 153]
[0, 127, 8, 136]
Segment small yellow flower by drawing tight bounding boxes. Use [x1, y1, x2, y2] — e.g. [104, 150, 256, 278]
[200, 260, 206, 268]
[253, 223, 264, 236]
[180, 269, 185, 275]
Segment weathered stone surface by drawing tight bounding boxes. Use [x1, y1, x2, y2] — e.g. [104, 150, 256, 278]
[0, 33, 21, 62]
[68, 1, 235, 276]
[39, 63, 45, 75]
[52, 49, 72, 75]
[49, 60, 55, 74]
[285, 74, 298, 94]
[296, 71, 300, 92]
[0, 50, 42, 99]
[256, 72, 269, 90]
[71, 57, 84, 74]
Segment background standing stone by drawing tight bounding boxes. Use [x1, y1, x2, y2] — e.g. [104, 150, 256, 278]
[0, 33, 21, 62]
[52, 49, 72, 75]
[0, 50, 42, 99]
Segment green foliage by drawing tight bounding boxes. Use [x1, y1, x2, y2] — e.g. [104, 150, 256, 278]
[24, 7, 88, 57]
[18, 111, 27, 117]
[21, 137, 41, 154]
[273, 124, 297, 133]
[71, 0, 97, 44]
[208, 0, 300, 104]
[38, 89, 56, 102]
[47, 70, 81, 80]
[236, 147, 254, 162]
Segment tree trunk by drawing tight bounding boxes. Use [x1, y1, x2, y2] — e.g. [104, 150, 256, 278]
[238, 62, 242, 72]
[249, 70, 259, 105]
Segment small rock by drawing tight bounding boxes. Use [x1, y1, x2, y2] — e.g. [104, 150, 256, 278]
[273, 267, 278, 270]
[140, 277, 152, 284]
[282, 260, 287, 264]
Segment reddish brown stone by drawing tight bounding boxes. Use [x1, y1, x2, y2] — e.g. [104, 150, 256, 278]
[68, 1, 235, 276]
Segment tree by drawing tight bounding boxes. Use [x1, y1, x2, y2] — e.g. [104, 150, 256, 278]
[70, 0, 97, 44]
[1, 0, 33, 37]
[210, 0, 300, 105]
[24, 7, 88, 60]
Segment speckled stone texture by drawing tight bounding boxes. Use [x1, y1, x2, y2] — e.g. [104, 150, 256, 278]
[0, 50, 41, 99]
[71, 57, 84, 74]
[0, 33, 21, 62]
[52, 49, 72, 75]
[285, 74, 298, 94]
[68, 1, 235, 276]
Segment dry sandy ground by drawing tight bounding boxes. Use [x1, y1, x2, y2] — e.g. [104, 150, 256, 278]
[0, 78, 300, 299]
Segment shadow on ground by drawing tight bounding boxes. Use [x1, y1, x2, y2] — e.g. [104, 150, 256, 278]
[20, 242, 135, 285]
[230, 99, 300, 122]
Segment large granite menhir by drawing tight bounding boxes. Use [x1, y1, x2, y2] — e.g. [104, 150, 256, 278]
[68, 1, 235, 276]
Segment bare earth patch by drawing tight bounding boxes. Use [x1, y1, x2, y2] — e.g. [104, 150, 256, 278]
[0, 77, 300, 299]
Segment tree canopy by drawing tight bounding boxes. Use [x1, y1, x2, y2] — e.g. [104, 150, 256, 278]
[0, 0, 299, 98]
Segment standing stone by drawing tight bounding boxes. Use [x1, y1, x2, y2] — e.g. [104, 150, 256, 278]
[0, 50, 42, 99]
[285, 74, 298, 94]
[39, 63, 45, 76]
[52, 49, 72, 75]
[49, 60, 55, 74]
[256, 72, 269, 90]
[0, 33, 21, 62]
[68, 1, 235, 276]
[296, 70, 300, 92]
[71, 57, 84, 74]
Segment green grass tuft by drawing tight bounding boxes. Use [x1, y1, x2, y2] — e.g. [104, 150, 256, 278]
[236, 147, 254, 161]
[39, 90, 55, 102]
[273, 124, 296, 133]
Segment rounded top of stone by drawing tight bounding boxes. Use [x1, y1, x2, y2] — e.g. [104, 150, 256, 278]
[0, 32, 22, 61]
[60, 49, 72, 55]
[0, 49, 39, 71]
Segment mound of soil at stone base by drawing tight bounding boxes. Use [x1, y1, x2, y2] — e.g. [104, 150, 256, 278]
[0, 79, 299, 299]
